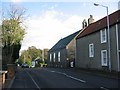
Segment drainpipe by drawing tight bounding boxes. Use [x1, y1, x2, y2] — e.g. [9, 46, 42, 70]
[116, 24, 120, 72]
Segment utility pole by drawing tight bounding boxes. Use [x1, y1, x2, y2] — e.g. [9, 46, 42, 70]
[94, 3, 111, 72]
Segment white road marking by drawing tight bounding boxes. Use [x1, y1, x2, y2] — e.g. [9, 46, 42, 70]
[50, 70, 86, 83]
[66, 75, 86, 83]
[26, 71, 41, 89]
[51, 71, 55, 72]
[100, 87, 109, 90]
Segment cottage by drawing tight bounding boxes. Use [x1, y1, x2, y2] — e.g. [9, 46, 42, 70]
[76, 10, 120, 72]
[48, 30, 81, 68]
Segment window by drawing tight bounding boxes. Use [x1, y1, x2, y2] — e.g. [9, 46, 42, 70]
[58, 52, 60, 62]
[100, 29, 107, 43]
[54, 53, 55, 62]
[89, 43, 94, 57]
[50, 54, 52, 62]
[101, 50, 108, 66]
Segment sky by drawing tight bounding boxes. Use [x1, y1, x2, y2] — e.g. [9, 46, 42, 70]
[1, 0, 120, 52]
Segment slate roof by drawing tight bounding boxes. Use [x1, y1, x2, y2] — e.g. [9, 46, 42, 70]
[76, 10, 120, 39]
[49, 30, 80, 52]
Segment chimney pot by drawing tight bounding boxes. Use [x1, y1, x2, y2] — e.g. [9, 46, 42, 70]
[88, 15, 94, 25]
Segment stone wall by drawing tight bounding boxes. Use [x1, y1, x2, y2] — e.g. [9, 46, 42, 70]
[0, 47, 2, 71]
[0, 73, 2, 89]
[0, 71, 8, 89]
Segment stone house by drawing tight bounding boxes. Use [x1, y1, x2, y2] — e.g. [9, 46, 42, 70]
[48, 30, 81, 68]
[76, 10, 120, 72]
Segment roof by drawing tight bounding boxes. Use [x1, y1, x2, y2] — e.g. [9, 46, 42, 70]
[76, 10, 120, 39]
[49, 30, 80, 52]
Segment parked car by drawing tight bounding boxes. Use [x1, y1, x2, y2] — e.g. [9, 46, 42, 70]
[21, 63, 29, 68]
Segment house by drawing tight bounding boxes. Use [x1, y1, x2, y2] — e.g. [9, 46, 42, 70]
[47, 30, 81, 68]
[76, 10, 120, 72]
[32, 57, 39, 67]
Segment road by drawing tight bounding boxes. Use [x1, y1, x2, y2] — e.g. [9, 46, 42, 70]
[11, 67, 119, 89]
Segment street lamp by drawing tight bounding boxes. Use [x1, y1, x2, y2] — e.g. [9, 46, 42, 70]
[94, 3, 111, 72]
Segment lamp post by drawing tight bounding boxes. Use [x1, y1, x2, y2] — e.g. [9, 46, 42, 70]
[94, 3, 111, 72]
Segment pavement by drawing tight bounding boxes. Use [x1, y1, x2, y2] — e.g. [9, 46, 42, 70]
[69, 67, 120, 79]
[2, 67, 120, 89]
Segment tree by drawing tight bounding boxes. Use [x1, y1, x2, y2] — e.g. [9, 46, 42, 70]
[2, 4, 27, 69]
[2, 19, 25, 46]
[19, 46, 43, 66]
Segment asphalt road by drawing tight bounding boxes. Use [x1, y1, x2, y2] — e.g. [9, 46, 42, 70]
[11, 67, 119, 89]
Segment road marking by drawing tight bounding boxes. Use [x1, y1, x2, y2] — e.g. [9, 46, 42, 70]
[51, 71, 55, 72]
[50, 70, 86, 83]
[26, 71, 41, 89]
[66, 75, 86, 83]
[100, 87, 109, 90]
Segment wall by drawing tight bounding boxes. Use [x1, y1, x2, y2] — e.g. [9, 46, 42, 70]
[0, 28, 2, 70]
[48, 48, 67, 67]
[76, 32, 102, 69]
[118, 23, 120, 50]
[0, 47, 2, 71]
[0, 73, 2, 89]
[67, 39, 76, 67]
[67, 39, 76, 60]
[110, 24, 119, 71]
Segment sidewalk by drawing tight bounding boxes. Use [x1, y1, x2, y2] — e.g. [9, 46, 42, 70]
[4, 67, 27, 89]
[69, 67, 120, 80]
[2, 75, 16, 89]
[2, 68, 18, 89]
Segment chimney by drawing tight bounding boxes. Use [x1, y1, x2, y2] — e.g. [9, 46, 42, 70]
[88, 15, 94, 25]
[82, 19, 87, 29]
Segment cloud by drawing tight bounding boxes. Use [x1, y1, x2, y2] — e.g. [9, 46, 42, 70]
[11, 0, 22, 3]
[20, 10, 84, 51]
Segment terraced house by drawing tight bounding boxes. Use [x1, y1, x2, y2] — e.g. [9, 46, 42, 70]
[48, 30, 81, 68]
[76, 10, 120, 72]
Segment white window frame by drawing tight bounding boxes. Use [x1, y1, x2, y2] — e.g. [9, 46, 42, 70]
[100, 29, 107, 43]
[89, 43, 94, 57]
[58, 52, 60, 62]
[50, 54, 52, 62]
[54, 53, 55, 62]
[101, 50, 108, 66]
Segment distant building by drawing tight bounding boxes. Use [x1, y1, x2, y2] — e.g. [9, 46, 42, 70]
[32, 57, 40, 67]
[47, 30, 81, 68]
[76, 10, 120, 72]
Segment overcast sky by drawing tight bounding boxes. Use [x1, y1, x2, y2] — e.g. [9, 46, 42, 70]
[1, 0, 120, 52]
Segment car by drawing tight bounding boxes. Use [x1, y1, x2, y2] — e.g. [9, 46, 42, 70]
[21, 63, 29, 68]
